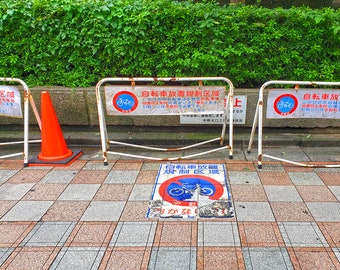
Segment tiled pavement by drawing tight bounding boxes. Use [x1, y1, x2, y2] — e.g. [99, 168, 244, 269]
[0, 146, 339, 269]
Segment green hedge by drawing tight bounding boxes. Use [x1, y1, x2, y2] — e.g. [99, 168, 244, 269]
[0, 0, 339, 87]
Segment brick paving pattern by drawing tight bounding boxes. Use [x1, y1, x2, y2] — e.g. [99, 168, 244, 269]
[0, 146, 339, 269]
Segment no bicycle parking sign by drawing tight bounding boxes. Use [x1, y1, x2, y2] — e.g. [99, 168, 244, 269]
[147, 163, 233, 219]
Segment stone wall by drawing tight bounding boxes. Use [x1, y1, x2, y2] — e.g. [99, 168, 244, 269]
[1, 86, 339, 129]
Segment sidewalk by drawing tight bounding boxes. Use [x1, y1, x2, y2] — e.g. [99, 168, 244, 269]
[0, 144, 339, 269]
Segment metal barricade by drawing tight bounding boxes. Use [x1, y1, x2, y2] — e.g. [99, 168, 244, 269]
[0, 77, 41, 166]
[247, 80, 340, 168]
[96, 77, 234, 165]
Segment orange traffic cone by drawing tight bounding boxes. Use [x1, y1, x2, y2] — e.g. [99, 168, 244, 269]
[29, 91, 82, 166]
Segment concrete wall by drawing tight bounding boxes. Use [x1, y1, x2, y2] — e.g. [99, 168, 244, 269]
[1, 86, 339, 129]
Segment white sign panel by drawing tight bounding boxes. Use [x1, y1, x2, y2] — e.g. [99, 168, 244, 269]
[267, 89, 340, 119]
[105, 86, 225, 115]
[180, 95, 247, 125]
[0, 86, 22, 118]
[147, 163, 233, 218]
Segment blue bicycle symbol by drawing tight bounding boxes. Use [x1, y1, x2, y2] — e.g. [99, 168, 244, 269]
[113, 91, 138, 113]
[167, 178, 216, 201]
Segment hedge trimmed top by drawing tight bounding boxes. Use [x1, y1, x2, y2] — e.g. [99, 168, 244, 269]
[0, 0, 339, 87]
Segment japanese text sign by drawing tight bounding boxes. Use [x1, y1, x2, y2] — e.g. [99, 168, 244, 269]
[180, 95, 247, 124]
[147, 163, 233, 219]
[267, 89, 339, 119]
[105, 86, 226, 115]
[0, 86, 22, 118]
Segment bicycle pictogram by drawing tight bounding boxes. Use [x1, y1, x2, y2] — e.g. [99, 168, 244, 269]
[158, 175, 224, 206]
[112, 91, 138, 113]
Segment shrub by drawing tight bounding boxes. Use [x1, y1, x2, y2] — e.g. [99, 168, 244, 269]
[0, 0, 339, 87]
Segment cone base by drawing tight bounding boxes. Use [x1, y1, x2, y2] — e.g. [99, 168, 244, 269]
[29, 149, 83, 167]
[38, 148, 73, 161]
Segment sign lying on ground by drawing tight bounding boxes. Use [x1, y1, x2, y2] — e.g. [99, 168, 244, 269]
[105, 86, 225, 115]
[267, 89, 339, 119]
[0, 86, 22, 118]
[180, 95, 247, 124]
[147, 163, 233, 219]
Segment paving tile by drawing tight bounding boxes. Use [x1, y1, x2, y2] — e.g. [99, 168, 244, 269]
[0, 201, 17, 219]
[316, 223, 340, 248]
[110, 222, 156, 247]
[0, 170, 18, 184]
[231, 185, 267, 202]
[243, 247, 293, 270]
[234, 202, 275, 221]
[283, 165, 313, 172]
[58, 184, 100, 200]
[20, 222, 75, 247]
[78, 150, 104, 162]
[258, 172, 293, 185]
[120, 201, 150, 222]
[288, 247, 340, 270]
[80, 201, 125, 221]
[0, 222, 34, 247]
[0, 183, 35, 200]
[100, 247, 150, 270]
[279, 222, 328, 247]
[104, 170, 139, 184]
[67, 222, 116, 247]
[129, 184, 154, 201]
[255, 162, 285, 172]
[94, 184, 133, 201]
[148, 247, 196, 270]
[288, 172, 324, 185]
[136, 170, 159, 184]
[260, 146, 310, 162]
[42, 201, 90, 222]
[303, 146, 340, 162]
[296, 185, 338, 202]
[22, 183, 67, 201]
[228, 171, 261, 185]
[0, 160, 23, 170]
[71, 170, 109, 184]
[197, 247, 244, 270]
[1, 201, 53, 221]
[226, 161, 256, 172]
[2, 247, 58, 270]
[141, 162, 162, 171]
[40, 170, 78, 184]
[270, 202, 313, 222]
[317, 172, 340, 186]
[198, 222, 240, 247]
[264, 186, 302, 202]
[6, 169, 49, 183]
[49, 247, 105, 270]
[314, 167, 340, 173]
[334, 248, 340, 262]
[112, 161, 143, 170]
[0, 247, 14, 266]
[306, 202, 340, 222]
[154, 221, 197, 247]
[238, 222, 284, 247]
[52, 160, 87, 170]
[82, 161, 114, 170]
[329, 186, 340, 200]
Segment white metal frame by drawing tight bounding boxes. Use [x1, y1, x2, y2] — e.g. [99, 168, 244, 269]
[0, 77, 41, 166]
[96, 77, 234, 165]
[248, 80, 340, 168]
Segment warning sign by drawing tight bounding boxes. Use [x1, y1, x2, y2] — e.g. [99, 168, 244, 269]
[267, 89, 340, 119]
[180, 95, 247, 124]
[0, 86, 22, 118]
[147, 164, 233, 219]
[105, 86, 225, 115]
